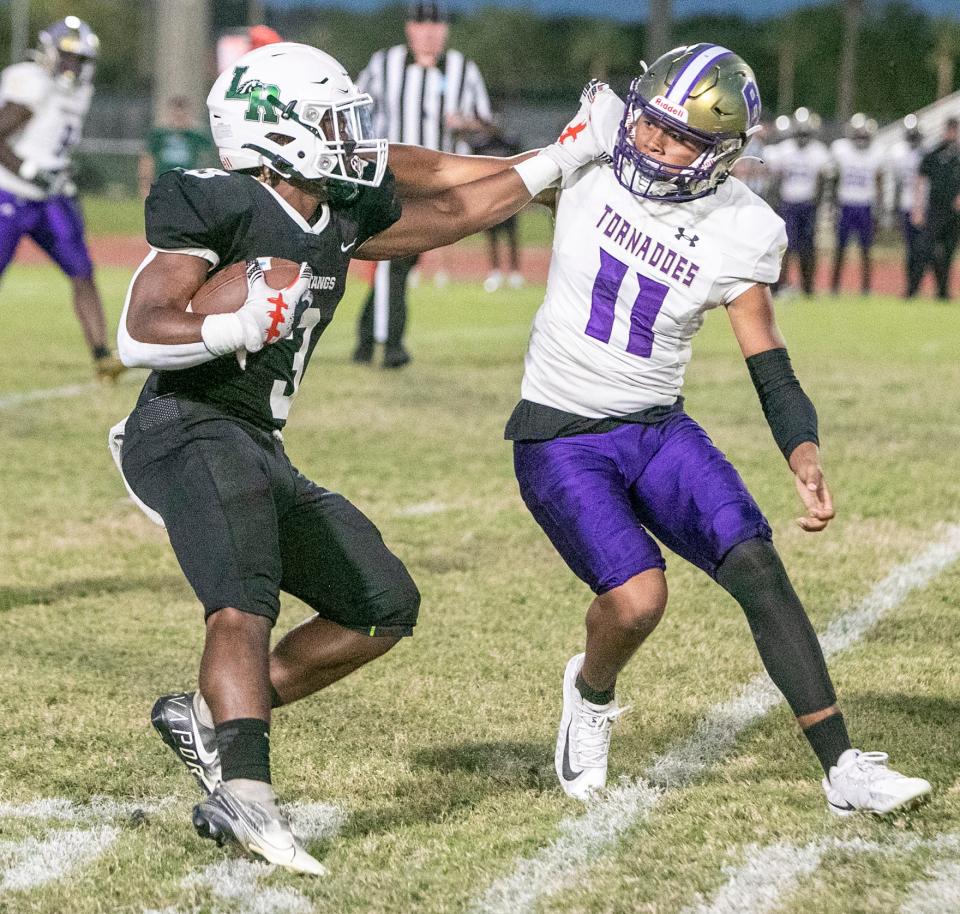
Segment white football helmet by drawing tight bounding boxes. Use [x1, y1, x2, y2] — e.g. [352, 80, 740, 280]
[207, 43, 387, 192]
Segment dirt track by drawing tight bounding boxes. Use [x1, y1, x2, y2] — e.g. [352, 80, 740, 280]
[13, 233, 958, 298]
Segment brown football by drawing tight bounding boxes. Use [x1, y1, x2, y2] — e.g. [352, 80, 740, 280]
[189, 258, 302, 314]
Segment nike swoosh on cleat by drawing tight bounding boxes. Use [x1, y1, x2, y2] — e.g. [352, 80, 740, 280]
[561, 725, 583, 781]
[191, 716, 218, 765]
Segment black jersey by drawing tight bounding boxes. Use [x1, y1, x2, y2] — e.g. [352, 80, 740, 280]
[138, 167, 401, 430]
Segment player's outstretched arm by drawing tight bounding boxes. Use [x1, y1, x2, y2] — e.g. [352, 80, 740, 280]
[357, 89, 614, 259]
[0, 102, 33, 174]
[386, 143, 537, 200]
[355, 164, 538, 259]
[726, 282, 835, 533]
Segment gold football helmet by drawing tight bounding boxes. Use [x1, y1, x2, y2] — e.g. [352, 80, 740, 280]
[613, 43, 762, 201]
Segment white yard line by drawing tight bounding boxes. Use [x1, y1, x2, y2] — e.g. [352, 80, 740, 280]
[142, 803, 345, 914]
[681, 841, 826, 914]
[900, 859, 960, 914]
[0, 796, 175, 822]
[472, 524, 960, 914]
[684, 834, 960, 914]
[0, 371, 142, 411]
[0, 382, 95, 410]
[0, 826, 119, 892]
[395, 500, 450, 517]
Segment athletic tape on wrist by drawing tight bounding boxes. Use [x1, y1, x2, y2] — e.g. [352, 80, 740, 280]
[513, 154, 563, 196]
[201, 312, 247, 356]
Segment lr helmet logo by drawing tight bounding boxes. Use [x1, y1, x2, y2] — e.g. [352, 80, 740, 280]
[225, 66, 280, 124]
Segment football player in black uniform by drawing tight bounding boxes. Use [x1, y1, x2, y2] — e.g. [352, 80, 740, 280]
[112, 42, 593, 872]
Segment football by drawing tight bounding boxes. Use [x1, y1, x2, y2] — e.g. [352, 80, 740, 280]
[189, 257, 302, 314]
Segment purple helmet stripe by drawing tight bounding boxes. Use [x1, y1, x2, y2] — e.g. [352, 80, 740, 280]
[665, 45, 734, 106]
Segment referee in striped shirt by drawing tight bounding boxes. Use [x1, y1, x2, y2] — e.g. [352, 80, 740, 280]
[353, 0, 491, 368]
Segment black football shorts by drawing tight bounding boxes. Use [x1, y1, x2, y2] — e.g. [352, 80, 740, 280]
[120, 396, 419, 635]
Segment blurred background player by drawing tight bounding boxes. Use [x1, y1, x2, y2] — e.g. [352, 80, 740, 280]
[460, 118, 524, 292]
[908, 117, 960, 301]
[352, 0, 491, 368]
[828, 112, 884, 295]
[0, 16, 123, 380]
[888, 114, 925, 297]
[138, 95, 215, 197]
[768, 108, 830, 297]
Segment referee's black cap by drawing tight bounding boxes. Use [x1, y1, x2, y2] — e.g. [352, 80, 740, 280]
[407, 0, 448, 22]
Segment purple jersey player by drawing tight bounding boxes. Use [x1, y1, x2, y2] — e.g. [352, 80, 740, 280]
[0, 17, 123, 380]
[502, 45, 930, 815]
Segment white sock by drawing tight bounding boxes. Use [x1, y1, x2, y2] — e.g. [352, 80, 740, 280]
[225, 778, 278, 807]
[192, 691, 215, 730]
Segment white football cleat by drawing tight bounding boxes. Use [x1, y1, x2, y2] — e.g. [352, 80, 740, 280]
[193, 784, 326, 876]
[554, 653, 628, 801]
[822, 749, 931, 816]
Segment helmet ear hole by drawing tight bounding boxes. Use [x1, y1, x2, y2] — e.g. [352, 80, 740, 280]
[265, 132, 295, 146]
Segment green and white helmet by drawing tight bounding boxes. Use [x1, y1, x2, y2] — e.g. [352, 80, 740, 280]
[613, 43, 762, 201]
[207, 42, 387, 192]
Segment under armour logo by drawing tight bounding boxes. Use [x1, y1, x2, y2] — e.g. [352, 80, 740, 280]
[675, 227, 699, 247]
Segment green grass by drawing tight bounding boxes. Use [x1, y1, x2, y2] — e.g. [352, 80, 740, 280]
[0, 264, 959, 914]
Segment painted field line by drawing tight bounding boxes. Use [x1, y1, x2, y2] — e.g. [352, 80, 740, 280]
[145, 859, 314, 914]
[143, 802, 344, 914]
[472, 524, 960, 914]
[0, 371, 142, 411]
[0, 826, 119, 892]
[0, 795, 176, 823]
[0, 382, 95, 410]
[900, 859, 960, 914]
[684, 833, 960, 914]
[395, 500, 450, 518]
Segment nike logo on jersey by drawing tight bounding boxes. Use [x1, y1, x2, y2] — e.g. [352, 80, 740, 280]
[340, 239, 357, 252]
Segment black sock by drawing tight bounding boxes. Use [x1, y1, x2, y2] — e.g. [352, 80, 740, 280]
[92, 345, 110, 360]
[803, 713, 852, 775]
[575, 672, 615, 705]
[215, 718, 271, 783]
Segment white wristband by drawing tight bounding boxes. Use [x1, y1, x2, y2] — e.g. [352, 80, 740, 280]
[201, 312, 246, 356]
[513, 154, 562, 196]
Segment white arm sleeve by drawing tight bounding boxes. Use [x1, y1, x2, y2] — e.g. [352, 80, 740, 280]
[117, 249, 219, 370]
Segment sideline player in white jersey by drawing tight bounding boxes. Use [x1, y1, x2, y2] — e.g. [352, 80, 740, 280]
[828, 113, 885, 295]
[0, 16, 123, 380]
[504, 44, 930, 814]
[887, 114, 925, 295]
[766, 108, 831, 296]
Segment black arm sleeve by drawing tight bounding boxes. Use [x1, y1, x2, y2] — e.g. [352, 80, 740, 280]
[746, 347, 819, 461]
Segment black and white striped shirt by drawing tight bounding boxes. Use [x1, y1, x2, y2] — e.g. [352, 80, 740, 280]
[357, 44, 491, 153]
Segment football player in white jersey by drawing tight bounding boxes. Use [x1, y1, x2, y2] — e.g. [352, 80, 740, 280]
[0, 17, 123, 380]
[887, 114, 925, 295]
[828, 113, 885, 295]
[504, 44, 930, 814]
[767, 108, 831, 296]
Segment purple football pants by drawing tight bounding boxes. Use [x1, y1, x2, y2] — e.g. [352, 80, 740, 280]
[781, 201, 817, 255]
[0, 188, 93, 279]
[836, 203, 873, 252]
[513, 412, 772, 594]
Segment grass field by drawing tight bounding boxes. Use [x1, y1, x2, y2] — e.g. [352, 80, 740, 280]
[0, 263, 959, 914]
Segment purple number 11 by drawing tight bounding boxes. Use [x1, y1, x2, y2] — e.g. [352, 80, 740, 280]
[585, 248, 669, 358]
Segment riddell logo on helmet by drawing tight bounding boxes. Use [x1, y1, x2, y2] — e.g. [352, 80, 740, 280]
[651, 96, 689, 123]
